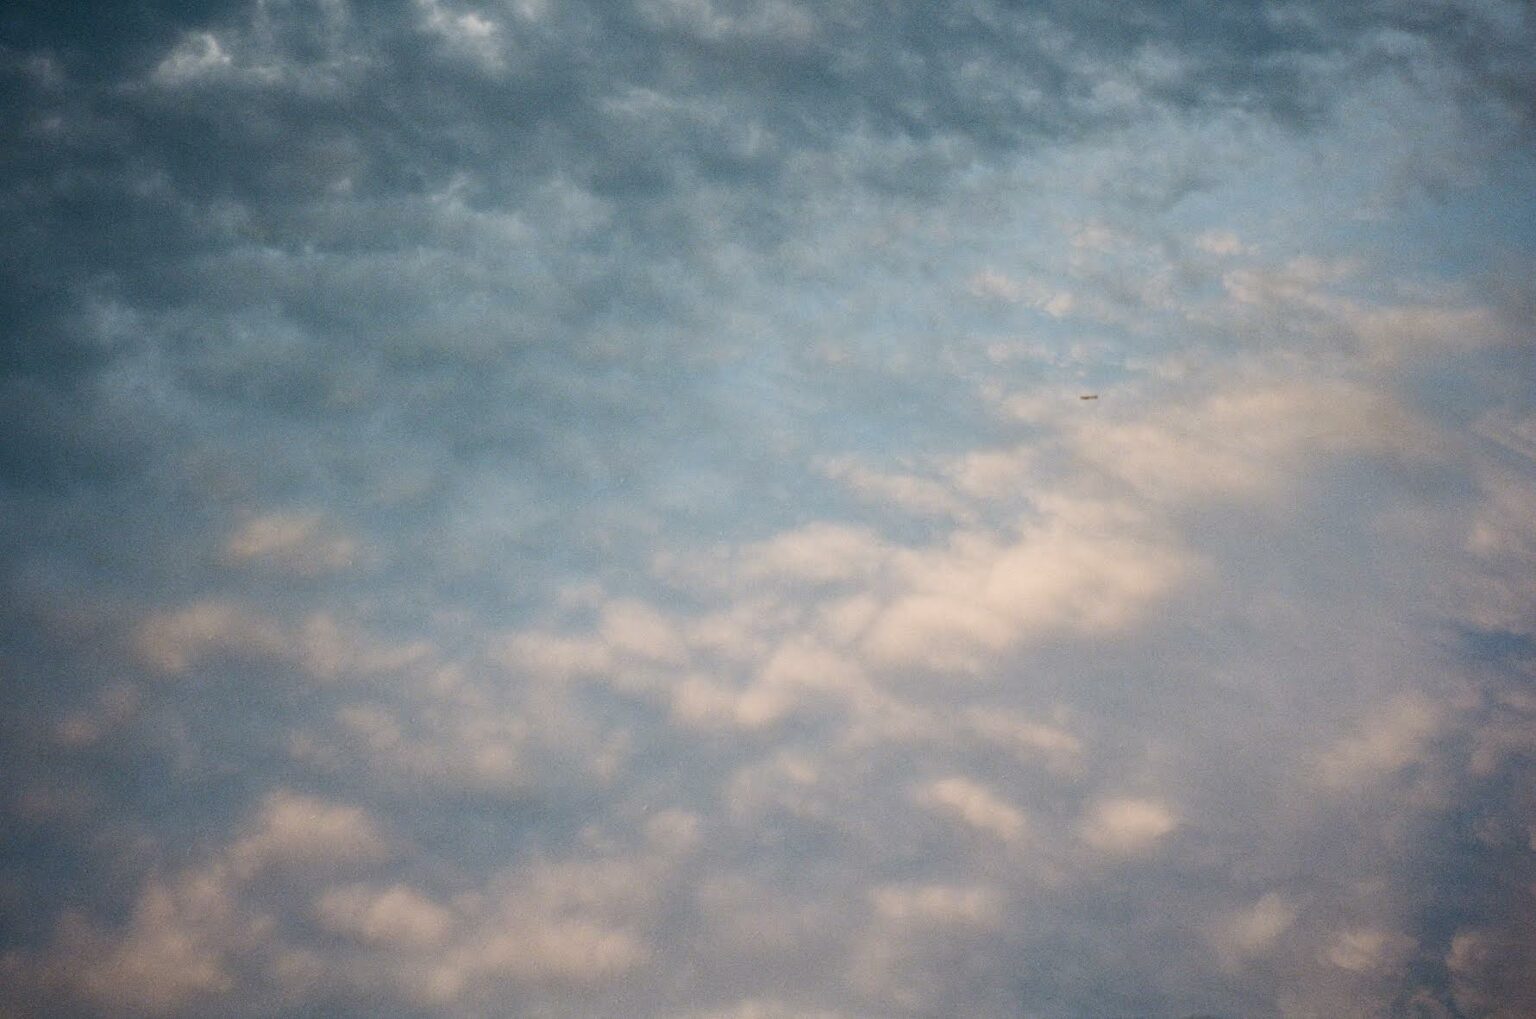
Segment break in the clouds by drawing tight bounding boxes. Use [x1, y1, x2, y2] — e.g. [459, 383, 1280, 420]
[2, 1, 1535, 1016]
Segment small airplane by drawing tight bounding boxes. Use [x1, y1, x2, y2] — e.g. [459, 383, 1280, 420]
[1079, 394, 1099, 400]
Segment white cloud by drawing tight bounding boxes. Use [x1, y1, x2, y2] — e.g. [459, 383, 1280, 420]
[296, 614, 435, 681]
[229, 790, 390, 875]
[1446, 928, 1536, 1019]
[671, 635, 887, 731]
[675, 1001, 857, 1019]
[1346, 303, 1507, 363]
[1212, 892, 1296, 967]
[639, 0, 817, 45]
[870, 883, 1001, 927]
[320, 698, 528, 791]
[964, 708, 1084, 775]
[1477, 409, 1536, 463]
[1193, 230, 1251, 257]
[863, 501, 1190, 673]
[1315, 696, 1439, 790]
[815, 594, 882, 647]
[965, 268, 1075, 317]
[408, 844, 700, 1001]
[501, 628, 615, 680]
[31, 791, 388, 1013]
[68, 875, 242, 1012]
[222, 511, 358, 575]
[684, 601, 781, 663]
[53, 682, 141, 749]
[1456, 466, 1536, 636]
[945, 445, 1037, 502]
[758, 638, 871, 700]
[599, 599, 690, 664]
[644, 808, 704, 855]
[1220, 258, 1510, 365]
[966, 269, 1024, 302]
[424, 918, 647, 997]
[148, 10, 356, 92]
[1068, 379, 1429, 504]
[32, 792, 700, 1012]
[735, 521, 892, 585]
[153, 32, 234, 84]
[1325, 928, 1413, 974]
[848, 874, 1010, 1012]
[415, 0, 506, 72]
[1468, 692, 1536, 778]
[134, 601, 432, 682]
[916, 776, 1028, 844]
[818, 459, 973, 519]
[726, 751, 828, 822]
[134, 600, 288, 675]
[315, 883, 454, 948]
[1078, 797, 1176, 854]
[500, 596, 692, 685]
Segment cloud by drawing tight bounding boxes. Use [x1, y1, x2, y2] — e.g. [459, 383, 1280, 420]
[153, 32, 235, 84]
[15, 790, 390, 1014]
[817, 458, 973, 520]
[1211, 892, 1296, 967]
[916, 777, 1028, 844]
[1456, 466, 1536, 635]
[1192, 229, 1251, 257]
[1315, 696, 1440, 791]
[1067, 378, 1431, 505]
[1327, 927, 1412, 975]
[66, 870, 247, 1013]
[134, 600, 289, 675]
[1078, 797, 1177, 854]
[964, 707, 1084, 776]
[314, 882, 454, 948]
[1446, 927, 1536, 1019]
[134, 600, 432, 681]
[870, 883, 1001, 927]
[14, 786, 700, 1013]
[415, 0, 507, 73]
[598, 598, 690, 664]
[862, 499, 1191, 673]
[677, 1001, 859, 1019]
[221, 511, 359, 575]
[228, 790, 391, 875]
[2, 1, 1534, 1016]
[966, 269, 1025, 303]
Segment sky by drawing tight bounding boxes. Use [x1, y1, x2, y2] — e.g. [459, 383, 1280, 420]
[1, 1, 1534, 1016]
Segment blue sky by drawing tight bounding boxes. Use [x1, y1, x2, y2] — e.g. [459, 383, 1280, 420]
[2, 2, 1534, 1016]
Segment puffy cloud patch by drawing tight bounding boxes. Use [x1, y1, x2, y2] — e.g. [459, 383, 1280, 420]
[1315, 696, 1440, 791]
[314, 882, 454, 948]
[134, 600, 289, 675]
[1067, 379, 1430, 505]
[916, 777, 1028, 845]
[1211, 892, 1296, 968]
[228, 790, 391, 875]
[863, 499, 1190, 673]
[1078, 796, 1177, 855]
[221, 511, 359, 575]
[153, 32, 235, 84]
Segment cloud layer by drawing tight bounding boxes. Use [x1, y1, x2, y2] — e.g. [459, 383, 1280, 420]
[3, 1, 1535, 1016]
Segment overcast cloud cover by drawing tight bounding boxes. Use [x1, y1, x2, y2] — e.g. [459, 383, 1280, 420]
[2, 1, 1535, 1016]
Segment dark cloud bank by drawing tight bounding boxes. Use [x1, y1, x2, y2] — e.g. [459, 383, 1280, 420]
[2, 2, 1535, 1017]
